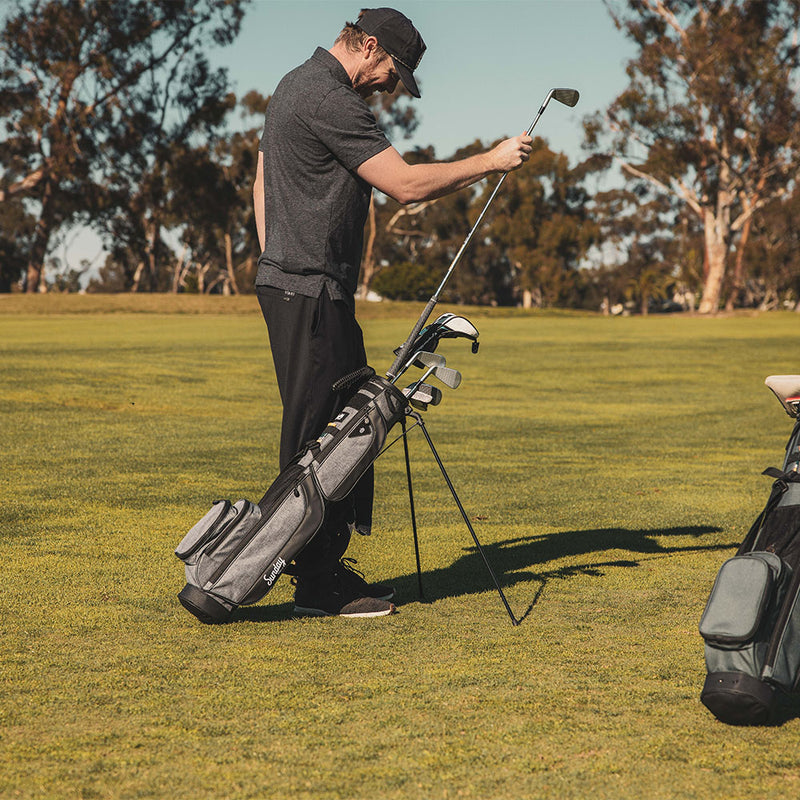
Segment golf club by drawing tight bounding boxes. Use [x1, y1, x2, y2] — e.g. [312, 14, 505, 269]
[402, 351, 462, 402]
[395, 313, 480, 381]
[415, 351, 462, 390]
[386, 87, 579, 381]
[403, 381, 443, 411]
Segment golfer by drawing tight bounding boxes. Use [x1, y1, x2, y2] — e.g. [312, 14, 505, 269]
[253, 7, 532, 618]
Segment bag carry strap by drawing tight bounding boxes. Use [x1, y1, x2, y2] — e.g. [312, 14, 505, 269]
[763, 467, 800, 483]
[332, 366, 375, 393]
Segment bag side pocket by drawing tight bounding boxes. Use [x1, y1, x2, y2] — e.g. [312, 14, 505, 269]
[699, 552, 783, 645]
[174, 500, 234, 562]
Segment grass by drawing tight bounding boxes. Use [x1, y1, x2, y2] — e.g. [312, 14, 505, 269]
[2, 295, 800, 799]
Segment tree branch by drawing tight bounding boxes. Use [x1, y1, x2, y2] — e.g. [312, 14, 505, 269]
[620, 161, 703, 217]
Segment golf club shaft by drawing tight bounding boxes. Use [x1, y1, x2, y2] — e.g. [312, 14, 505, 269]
[387, 91, 558, 381]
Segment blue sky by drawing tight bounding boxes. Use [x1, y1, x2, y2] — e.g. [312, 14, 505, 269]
[226, 0, 636, 163]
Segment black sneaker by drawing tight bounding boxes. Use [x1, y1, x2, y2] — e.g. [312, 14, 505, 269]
[293, 567, 396, 618]
[339, 558, 396, 602]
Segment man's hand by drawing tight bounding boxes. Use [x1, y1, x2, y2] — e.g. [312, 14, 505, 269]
[487, 133, 533, 173]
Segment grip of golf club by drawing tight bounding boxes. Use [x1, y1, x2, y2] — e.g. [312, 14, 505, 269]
[386, 297, 438, 380]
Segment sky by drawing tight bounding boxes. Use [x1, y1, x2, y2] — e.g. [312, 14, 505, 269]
[226, 0, 637, 162]
[59, 0, 638, 275]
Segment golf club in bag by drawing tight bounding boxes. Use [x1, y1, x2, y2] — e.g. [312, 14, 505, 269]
[699, 375, 800, 725]
[174, 88, 579, 625]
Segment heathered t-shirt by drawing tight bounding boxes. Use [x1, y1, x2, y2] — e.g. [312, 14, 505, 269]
[256, 47, 392, 304]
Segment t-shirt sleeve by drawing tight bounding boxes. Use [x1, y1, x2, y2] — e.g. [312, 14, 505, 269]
[309, 87, 392, 171]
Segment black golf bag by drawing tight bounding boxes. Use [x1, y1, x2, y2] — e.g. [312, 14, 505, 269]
[699, 375, 800, 725]
[174, 370, 408, 623]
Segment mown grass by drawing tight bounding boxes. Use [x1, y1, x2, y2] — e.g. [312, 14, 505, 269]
[2, 295, 800, 799]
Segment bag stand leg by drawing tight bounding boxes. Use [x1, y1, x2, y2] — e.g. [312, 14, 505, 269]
[406, 410, 520, 626]
[401, 416, 425, 601]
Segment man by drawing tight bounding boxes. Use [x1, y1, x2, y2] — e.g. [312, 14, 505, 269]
[253, 7, 532, 619]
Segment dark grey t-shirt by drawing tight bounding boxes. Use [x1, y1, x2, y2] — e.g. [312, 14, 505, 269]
[256, 47, 391, 303]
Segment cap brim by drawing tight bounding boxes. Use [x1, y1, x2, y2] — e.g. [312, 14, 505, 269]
[392, 57, 420, 98]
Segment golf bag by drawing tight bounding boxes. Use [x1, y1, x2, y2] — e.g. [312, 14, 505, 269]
[174, 370, 408, 623]
[699, 375, 800, 725]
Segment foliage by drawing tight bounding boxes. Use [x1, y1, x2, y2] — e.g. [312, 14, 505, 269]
[589, 0, 800, 313]
[0, 0, 248, 292]
[371, 260, 441, 301]
[739, 189, 800, 309]
[366, 139, 598, 308]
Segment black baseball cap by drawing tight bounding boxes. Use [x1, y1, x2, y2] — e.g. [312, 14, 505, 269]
[357, 7, 426, 98]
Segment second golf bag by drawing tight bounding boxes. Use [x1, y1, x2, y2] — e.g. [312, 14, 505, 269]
[174, 370, 408, 623]
[699, 375, 800, 725]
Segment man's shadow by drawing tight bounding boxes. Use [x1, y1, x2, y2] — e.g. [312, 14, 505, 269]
[388, 524, 730, 623]
[234, 524, 732, 624]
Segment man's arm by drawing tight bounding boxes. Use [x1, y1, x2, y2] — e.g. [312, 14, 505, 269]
[356, 134, 532, 205]
[253, 151, 266, 252]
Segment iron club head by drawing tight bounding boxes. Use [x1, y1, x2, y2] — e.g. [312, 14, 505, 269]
[552, 88, 579, 107]
[416, 351, 461, 390]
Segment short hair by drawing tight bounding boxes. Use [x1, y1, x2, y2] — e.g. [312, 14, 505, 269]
[336, 12, 388, 58]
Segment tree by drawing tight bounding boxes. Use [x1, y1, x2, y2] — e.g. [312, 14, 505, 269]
[481, 139, 598, 308]
[740, 190, 800, 309]
[0, 0, 247, 292]
[169, 91, 265, 294]
[0, 198, 35, 291]
[589, 0, 800, 313]
[357, 85, 419, 298]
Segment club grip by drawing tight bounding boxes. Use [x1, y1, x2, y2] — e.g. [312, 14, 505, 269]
[386, 297, 438, 380]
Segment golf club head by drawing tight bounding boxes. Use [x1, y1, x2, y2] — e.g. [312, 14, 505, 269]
[437, 314, 480, 353]
[408, 315, 479, 365]
[552, 88, 579, 107]
[415, 351, 446, 370]
[415, 351, 462, 389]
[403, 381, 443, 411]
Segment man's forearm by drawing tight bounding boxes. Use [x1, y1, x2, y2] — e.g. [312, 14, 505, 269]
[356, 134, 532, 206]
[253, 151, 266, 252]
[401, 153, 494, 203]
[253, 188, 265, 252]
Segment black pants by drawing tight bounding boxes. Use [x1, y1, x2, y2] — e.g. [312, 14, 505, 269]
[256, 286, 372, 574]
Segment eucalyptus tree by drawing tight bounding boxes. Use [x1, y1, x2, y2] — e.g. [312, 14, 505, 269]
[588, 0, 800, 313]
[0, 0, 247, 292]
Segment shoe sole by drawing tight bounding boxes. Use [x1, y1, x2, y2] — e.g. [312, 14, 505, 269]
[293, 603, 396, 618]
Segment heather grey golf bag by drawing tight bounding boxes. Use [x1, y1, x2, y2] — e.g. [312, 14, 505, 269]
[699, 376, 800, 725]
[174, 371, 408, 623]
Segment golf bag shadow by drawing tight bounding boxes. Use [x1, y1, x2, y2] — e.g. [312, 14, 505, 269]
[174, 370, 408, 623]
[699, 375, 800, 725]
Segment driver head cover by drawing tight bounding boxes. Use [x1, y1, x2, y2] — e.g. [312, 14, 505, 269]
[357, 7, 426, 98]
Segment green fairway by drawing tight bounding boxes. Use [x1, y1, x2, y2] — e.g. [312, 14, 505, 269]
[3, 296, 800, 799]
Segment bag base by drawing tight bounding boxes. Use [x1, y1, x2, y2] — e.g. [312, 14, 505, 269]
[701, 671, 776, 725]
[178, 583, 233, 625]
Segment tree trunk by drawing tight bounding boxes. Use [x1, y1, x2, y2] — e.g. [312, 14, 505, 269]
[698, 210, 729, 314]
[224, 233, 239, 294]
[131, 261, 145, 292]
[725, 214, 752, 312]
[358, 194, 378, 299]
[522, 288, 532, 309]
[171, 247, 188, 293]
[25, 175, 55, 293]
[146, 219, 160, 292]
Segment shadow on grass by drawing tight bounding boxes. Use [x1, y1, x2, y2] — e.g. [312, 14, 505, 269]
[233, 524, 731, 625]
[391, 524, 732, 624]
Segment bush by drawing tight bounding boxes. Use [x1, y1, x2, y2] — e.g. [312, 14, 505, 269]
[371, 261, 440, 301]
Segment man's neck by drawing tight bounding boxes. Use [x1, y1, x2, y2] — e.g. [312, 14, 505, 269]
[328, 42, 359, 87]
